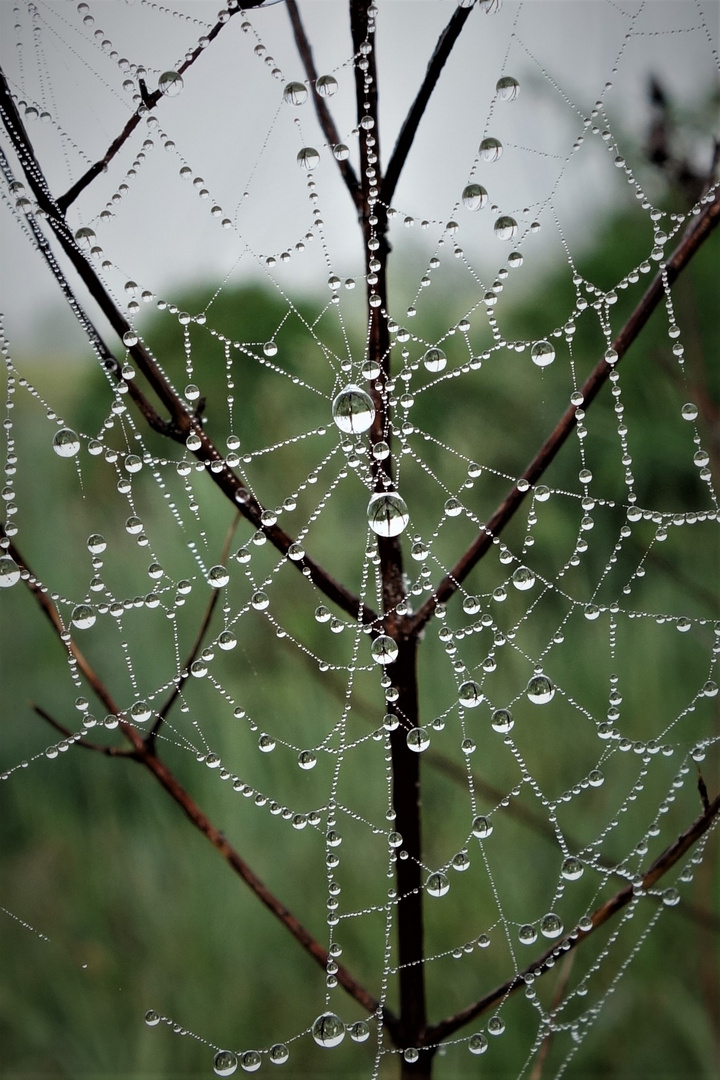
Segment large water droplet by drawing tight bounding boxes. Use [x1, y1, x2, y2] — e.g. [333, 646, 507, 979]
[159, 71, 184, 96]
[71, 604, 96, 630]
[0, 556, 21, 587]
[479, 137, 503, 162]
[491, 708, 513, 733]
[540, 912, 564, 938]
[561, 857, 583, 881]
[208, 565, 230, 588]
[469, 1033, 488, 1055]
[52, 428, 80, 457]
[512, 566, 535, 591]
[462, 183, 488, 210]
[527, 675, 555, 704]
[269, 1043, 289, 1064]
[332, 385, 375, 433]
[494, 215, 517, 240]
[423, 347, 447, 373]
[518, 924, 537, 945]
[349, 1020, 370, 1043]
[367, 492, 409, 537]
[371, 635, 398, 665]
[459, 680, 483, 708]
[297, 147, 320, 170]
[406, 727, 430, 753]
[472, 816, 493, 838]
[213, 1050, 238, 1077]
[426, 871, 450, 897]
[531, 340, 555, 368]
[316, 74, 338, 97]
[241, 1051, 261, 1073]
[283, 81, 307, 105]
[496, 75, 519, 101]
[312, 1012, 345, 1048]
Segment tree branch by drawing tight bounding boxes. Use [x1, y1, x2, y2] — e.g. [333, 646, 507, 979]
[408, 185, 720, 635]
[5, 530, 391, 1031]
[0, 67, 378, 628]
[381, 5, 473, 208]
[424, 790, 720, 1045]
[285, 0, 362, 211]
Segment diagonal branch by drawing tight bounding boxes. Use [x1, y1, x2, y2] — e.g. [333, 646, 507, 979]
[4, 530, 392, 1033]
[424, 790, 720, 1046]
[56, 1, 271, 211]
[31, 703, 134, 757]
[0, 68, 378, 628]
[408, 185, 720, 636]
[381, 4, 474, 208]
[286, 0, 362, 211]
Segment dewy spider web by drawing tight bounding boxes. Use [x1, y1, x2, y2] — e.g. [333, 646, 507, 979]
[0, 2, 718, 1079]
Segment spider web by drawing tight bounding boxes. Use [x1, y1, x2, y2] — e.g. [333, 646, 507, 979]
[1, 2, 718, 1079]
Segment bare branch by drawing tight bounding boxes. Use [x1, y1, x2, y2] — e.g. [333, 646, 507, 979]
[286, 0, 362, 210]
[31, 703, 133, 757]
[381, 5, 473, 208]
[0, 67, 378, 628]
[425, 791, 720, 1045]
[6, 531, 391, 1031]
[408, 186, 720, 635]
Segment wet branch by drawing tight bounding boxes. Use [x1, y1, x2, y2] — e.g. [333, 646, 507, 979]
[425, 790, 720, 1045]
[408, 185, 720, 635]
[381, 4, 474, 208]
[286, 0, 362, 211]
[4, 530, 390, 1031]
[0, 67, 378, 629]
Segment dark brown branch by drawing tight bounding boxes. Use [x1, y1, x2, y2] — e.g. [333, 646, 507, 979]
[425, 790, 720, 1046]
[0, 67, 378, 629]
[31, 703, 132, 757]
[149, 514, 240, 742]
[6, 530, 390, 1031]
[408, 185, 720, 635]
[56, 7, 245, 211]
[286, 0, 362, 210]
[381, 5, 473, 208]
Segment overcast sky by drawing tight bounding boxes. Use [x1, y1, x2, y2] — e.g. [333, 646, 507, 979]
[1, 1, 718, 354]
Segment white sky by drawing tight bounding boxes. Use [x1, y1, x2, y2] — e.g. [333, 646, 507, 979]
[1, 0, 718, 353]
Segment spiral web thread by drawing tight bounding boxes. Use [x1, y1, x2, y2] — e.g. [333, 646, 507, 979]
[0, 2, 719, 1078]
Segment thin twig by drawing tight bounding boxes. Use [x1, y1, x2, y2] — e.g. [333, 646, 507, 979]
[381, 5, 473, 208]
[425, 790, 720, 1045]
[408, 186, 720, 635]
[6, 531, 392, 1032]
[31, 703, 133, 757]
[0, 68, 378, 629]
[286, 0, 362, 210]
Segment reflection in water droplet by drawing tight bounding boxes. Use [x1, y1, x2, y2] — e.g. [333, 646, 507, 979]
[367, 492, 409, 537]
[518, 924, 537, 944]
[459, 680, 483, 708]
[159, 71, 184, 96]
[145, 1009, 160, 1026]
[312, 1012, 345, 1047]
[561, 856, 584, 880]
[52, 428, 80, 457]
[332, 385, 375, 433]
[496, 75, 519, 101]
[491, 708, 513, 733]
[208, 565, 230, 588]
[479, 137, 503, 161]
[406, 727, 430, 753]
[426, 872, 449, 897]
[541, 912, 564, 938]
[531, 340, 556, 367]
[512, 566, 535, 591]
[269, 1043, 289, 1064]
[472, 816, 493, 838]
[213, 1050, 238, 1077]
[527, 675, 555, 704]
[469, 1033, 488, 1055]
[316, 74, 338, 97]
[283, 81, 307, 105]
[0, 556, 21, 587]
[298, 750, 316, 769]
[241, 1051, 261, 1073]
[297, 147, 320, 170]
[72, 604, 96, 630]
[494, 215, 517, 240]
[423, 347, 447, 373]
[371, 635, 398, 665]
[462, 183, 488, 211]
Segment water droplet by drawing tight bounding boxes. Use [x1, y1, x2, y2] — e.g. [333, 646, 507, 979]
[512, 566, 535, 591]
[463, 595, 481, 614]
[283, 81, 307, 105]
[372, 635, 398, 665]
[531, 340, 555, 368]
[373, 440, 390, 461]
[124, 454, 142, 474]
[367, 492, 409, 537]
[479, 137, 503, 162]
[145, 1009, 160, 1026]
[298, 750, 316, 770]
[251, 591, 269, 611]
[333, 143, 349, 161]
[297, 147, 320, 170]
[74, 226, 96, 247]
[561, 857, 583, 881]
[86, 533, 106, 554]
[287, 542, 305, 561]
[404, 1048, 420, 1064]
[472, 816, 493, 839]
[508, 250, 523, 268]
[269, 1043, 289, 1064]
[662, 887, 680, 907]
[681, 402, 698, 421]
[0, 556, 21, 587]
[459, 680, 483, 708]
[462, 183, 488, 210]
[494, 215, 517, 240]
[426, 872, 450, 897]
[518, 924, 537, 945]
[332, 385, 375, 433]
[71, 604, 96, 630]
[258, 734, 276, 753]
[491, 708, 513, 733]
[159, 71, 184, 96]
[208, 565, 230, 588]
[406, 727, 430, 753]
[527, 675, 554, 704]
[541, 912, 564, 938]
[52, 428, 80, 457]
[316, 74, 338, 97]
[312, 1012, 345, 1048]
[218, 631, 237, 651]
[263, 341, 278, 358]
[444, 497, 463, 518]
[213, 1050, 238, 1077]
[241, 1051, 261, 1073]
[496, 75, 519, 101]
[468, 1033, 488, 1055]
[423, 347, 447, 373]
[349, 1020, 370, 1042]
[487, 1016, 505, 1036]
[122, 330, 138, 347]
